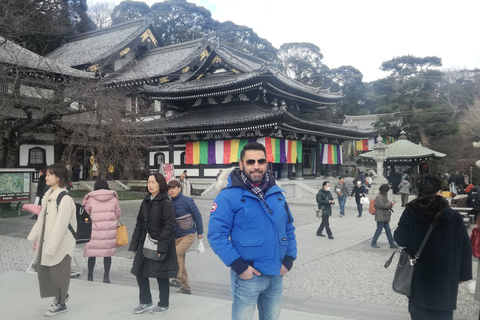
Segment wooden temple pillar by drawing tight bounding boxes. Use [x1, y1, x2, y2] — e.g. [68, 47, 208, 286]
[279, 163, 289, 180]
[295, 162, 303, 179]
[314, 146, 322, 179]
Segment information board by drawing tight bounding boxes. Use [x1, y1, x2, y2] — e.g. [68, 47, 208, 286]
[159, 164, 175, 183]
[0, 172, 31, 202]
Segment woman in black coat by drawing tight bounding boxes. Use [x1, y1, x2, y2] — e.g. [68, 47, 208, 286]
[349, 180, 366, 217]
[394, 175, 472, 320]
[129, 173, 178, 314]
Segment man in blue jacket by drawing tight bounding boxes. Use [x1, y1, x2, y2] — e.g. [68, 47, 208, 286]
[208, 142, 297, 320]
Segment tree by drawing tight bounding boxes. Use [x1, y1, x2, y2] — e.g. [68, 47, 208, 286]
[329, 65, 366, 116]
[150, 0, 217, 45]
[0, 0, 95, 55]
[277, 42, 329, 88]
[374, 55, 453, 147]
[214, 21, 277, 60]
[111, 1, 151, 25]
[87, 0, 116, 29]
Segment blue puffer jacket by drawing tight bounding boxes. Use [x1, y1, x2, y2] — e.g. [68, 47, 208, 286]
[171, 193, 203, 238]
[208, 168, 297, 276]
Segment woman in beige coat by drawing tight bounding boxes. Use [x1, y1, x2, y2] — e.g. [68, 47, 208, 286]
[27, 164, 77, 317]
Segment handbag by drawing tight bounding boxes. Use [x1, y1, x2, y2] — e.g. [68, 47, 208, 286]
[175, 214, 194, 231]
[116, 219, 129, 247]
[142, 232, 167, 261]
[470, 227, 480, 257]
[384, 225, 434, 296]
[197, 238, 205, 254]
[360, 196, 370, 205]
[315, 207, 322, 218]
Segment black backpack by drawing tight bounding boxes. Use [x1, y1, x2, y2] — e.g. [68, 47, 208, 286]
[57, 191, 92, 244]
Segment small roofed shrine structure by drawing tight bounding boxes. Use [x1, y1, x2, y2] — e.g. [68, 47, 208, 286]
[359, 131, 446, 191]
[45, 19, 373, 179]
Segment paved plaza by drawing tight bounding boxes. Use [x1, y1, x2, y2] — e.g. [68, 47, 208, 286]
[0, 180, 477, 319]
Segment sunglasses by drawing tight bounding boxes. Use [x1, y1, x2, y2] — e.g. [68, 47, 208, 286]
[244, 159, 267, 165]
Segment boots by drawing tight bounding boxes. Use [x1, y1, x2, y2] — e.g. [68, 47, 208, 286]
[103, 273, 110, 284]
[87, 273, 93, 281]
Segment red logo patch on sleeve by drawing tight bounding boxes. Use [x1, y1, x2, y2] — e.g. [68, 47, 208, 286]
[211, 202, 217, 212]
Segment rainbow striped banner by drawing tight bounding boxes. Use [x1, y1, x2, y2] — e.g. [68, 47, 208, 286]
[185, 138, 303, 164]
[319, 143, 343, 164]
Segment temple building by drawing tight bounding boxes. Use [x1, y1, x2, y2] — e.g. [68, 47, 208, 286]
[8, 19, 374, 179]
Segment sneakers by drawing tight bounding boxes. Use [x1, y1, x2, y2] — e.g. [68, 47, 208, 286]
[169, 279, 181, 287]
[316, 232, 325, 237]
[45, 304, 67, 317]
[151, 306, 169, 314]
[390, 244, 399, 249]
[179, 287, 191, 294]
[338, 214, 343, 218]
[371, 244, 381, 248]
[357, 215, 362, 218]
[328, 235, 334, 240]
[132, 303, 153, 314]
[51, 294, 69, 307]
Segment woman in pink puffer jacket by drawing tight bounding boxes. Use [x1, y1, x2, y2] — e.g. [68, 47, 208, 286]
[82, 179, 121, 283]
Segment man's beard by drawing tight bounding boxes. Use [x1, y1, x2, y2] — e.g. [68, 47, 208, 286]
[242, 169, 265, 183]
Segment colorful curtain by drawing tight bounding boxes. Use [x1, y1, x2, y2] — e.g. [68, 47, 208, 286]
[355, 136, 396, 151]
[319, 143, 343, 164]
[185, 138, 303, 164]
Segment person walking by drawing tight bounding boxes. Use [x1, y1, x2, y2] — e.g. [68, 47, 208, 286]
[179, 174, 191, 197]
[107, 164, 114, 180]
[394, 175, 472, 320]
[370, 184, 398, 248]
[82, 179, 121, 283]
[350, 180, 367, 217]
[398, 177, 411, 207]
[129, 173, 178, 314]
[316, 181, 335, 239]
[167, 179, 203, 295]
[208, 142, 297, 320]
[334, 177, 348, 217]
[27, 164, 77, 317]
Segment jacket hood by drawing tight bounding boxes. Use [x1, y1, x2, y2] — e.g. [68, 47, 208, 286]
[85, 189, 118, 202]
[216, 168, 276, 192]
[405, 195, 452, 225]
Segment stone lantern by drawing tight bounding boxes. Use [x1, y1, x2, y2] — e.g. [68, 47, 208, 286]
[372, 135, 389, 186]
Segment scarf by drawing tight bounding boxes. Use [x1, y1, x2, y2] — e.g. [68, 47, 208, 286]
[240, 170, 270, 200]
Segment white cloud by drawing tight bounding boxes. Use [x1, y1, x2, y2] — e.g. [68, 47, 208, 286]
[111, 0, 480, 82]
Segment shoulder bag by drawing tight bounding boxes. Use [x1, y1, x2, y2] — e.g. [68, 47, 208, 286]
[360, 196, 370, 205]
[143, 232, 167, 261]
[471, 227, 480, 257]
[116, 219, 128, 247]
[384, 225, 434, 296]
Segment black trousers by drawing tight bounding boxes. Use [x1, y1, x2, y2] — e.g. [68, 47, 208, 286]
[136, 263, 170, 307]
[317, 215, 332, 237]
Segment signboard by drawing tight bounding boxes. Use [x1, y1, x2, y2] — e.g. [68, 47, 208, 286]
[159, 164, 175, 183]
[0, 172, 31, 202]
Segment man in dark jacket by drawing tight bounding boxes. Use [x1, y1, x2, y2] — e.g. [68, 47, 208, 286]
[167, 180, 203, 295]
[208, 142, 297, 320]
[394, 175, 472, 319]
[316, 181, 335, 239]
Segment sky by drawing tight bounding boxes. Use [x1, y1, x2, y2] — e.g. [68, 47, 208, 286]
[109, 0, 480, 82]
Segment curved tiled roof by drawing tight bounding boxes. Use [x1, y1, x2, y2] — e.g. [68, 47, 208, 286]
[141, 72, 263, 94]
[343, 113, 403, 129]
[105, 38, 207, 83]
[46, 19, 150, 67]
[359, 133, 445, 160]
[142, 104, 283, 130]
[0, 36, 94, 78]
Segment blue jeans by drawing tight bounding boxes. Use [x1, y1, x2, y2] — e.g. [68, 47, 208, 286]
[338, 196, 347, 215]
[230, 269, 283, 320]
[371, 222, 395, 245]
